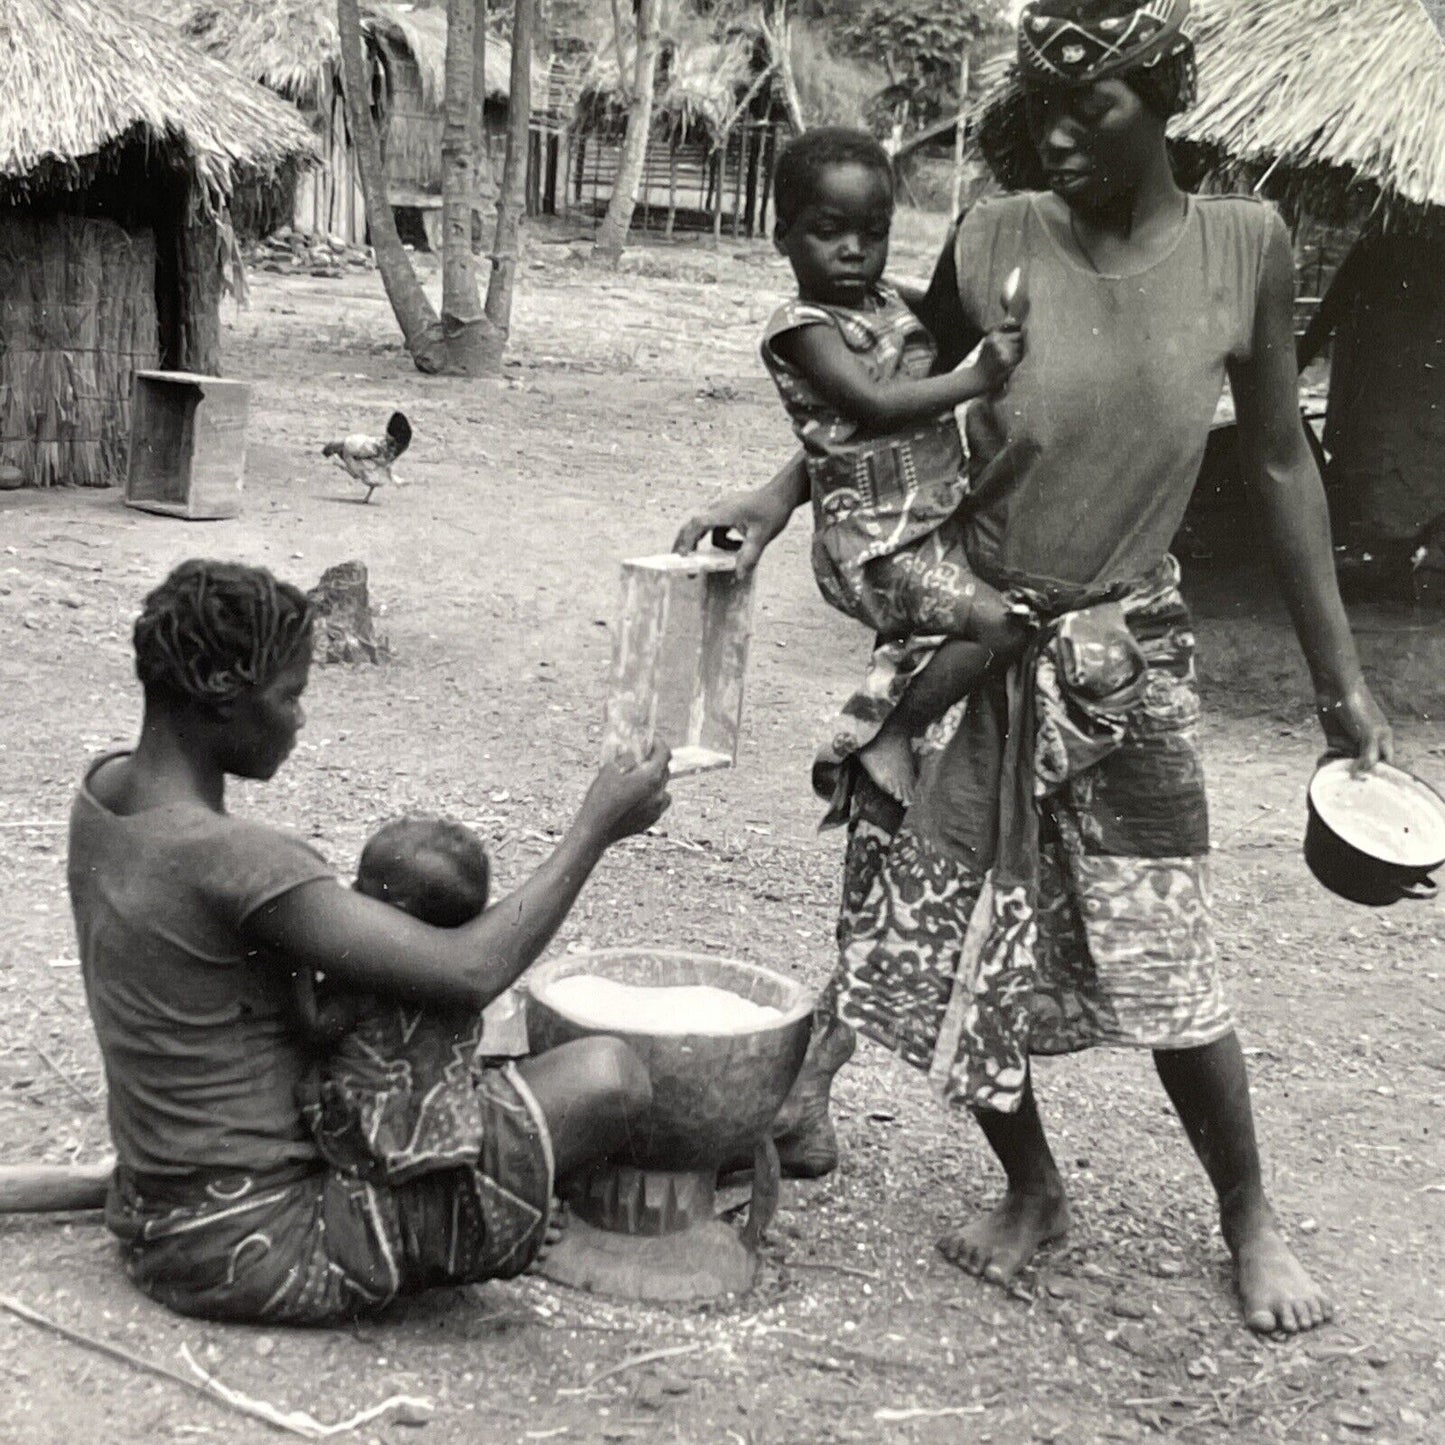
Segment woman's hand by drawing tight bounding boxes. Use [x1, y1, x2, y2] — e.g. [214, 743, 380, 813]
[1317, 679, 1394, 771]
[673, 493, 782, 580]
[673, 455, 810, 581]
[578, 743, 673, 845]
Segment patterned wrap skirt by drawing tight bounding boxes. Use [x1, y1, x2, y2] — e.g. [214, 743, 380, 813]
[106, 1062, 554, 1325]
[819, 556, 1232, 1114]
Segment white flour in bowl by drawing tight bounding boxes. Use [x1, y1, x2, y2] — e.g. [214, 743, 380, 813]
[543, 975, 784, 1035]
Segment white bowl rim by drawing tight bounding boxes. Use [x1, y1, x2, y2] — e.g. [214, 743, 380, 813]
[525, 947, 816, 1035]
[1308, 758, 1445, 870]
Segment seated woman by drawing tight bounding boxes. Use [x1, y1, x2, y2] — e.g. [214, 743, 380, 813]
[68, 560, 671, 1324]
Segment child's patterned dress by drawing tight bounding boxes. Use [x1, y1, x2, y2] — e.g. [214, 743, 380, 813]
[761, 284, 981, 641]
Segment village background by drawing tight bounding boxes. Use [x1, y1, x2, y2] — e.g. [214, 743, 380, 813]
[2, 0, 1444, 1442]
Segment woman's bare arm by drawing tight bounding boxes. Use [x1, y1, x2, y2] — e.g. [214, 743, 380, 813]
[242, 750, 672, 1010]
[1229, 220, 1392, 765]
[902, 227, 984, 370]
[672, 451, 810, 579]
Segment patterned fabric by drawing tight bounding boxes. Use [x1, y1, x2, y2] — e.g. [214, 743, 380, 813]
[1018, 0, 1195, 102]
[761, 286, 978, 636]
[828, 557, 1230, 1113]
[300, 1002, 491, 1186]
[106, 1064, 554, 1325]
[814, 626, 964, 826]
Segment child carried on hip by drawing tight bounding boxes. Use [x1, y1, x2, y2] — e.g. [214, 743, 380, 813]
[761, 127, 1029, 803]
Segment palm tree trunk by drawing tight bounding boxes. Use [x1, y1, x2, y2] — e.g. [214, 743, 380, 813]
[665, 131, 678, 237]
[336, 0, 446, 373]
[439, 0, 491, 374]
[761, 0, 805, 134]
[592, 0, 662, 263]
[480, 0, 536, 368]
[471, 0, 496, 228]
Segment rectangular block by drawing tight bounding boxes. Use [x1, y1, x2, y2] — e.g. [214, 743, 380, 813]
[602, 552, 755, 777]
[124, 370, 250, 520]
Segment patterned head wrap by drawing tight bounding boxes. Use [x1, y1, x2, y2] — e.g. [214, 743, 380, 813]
[134, 559, 314, 707]
[974, 1, 1198, 193]
[1017, 0, 1197, 111]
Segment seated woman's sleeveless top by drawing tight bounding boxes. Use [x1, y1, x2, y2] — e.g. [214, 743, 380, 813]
[954, 192, 1283, 589]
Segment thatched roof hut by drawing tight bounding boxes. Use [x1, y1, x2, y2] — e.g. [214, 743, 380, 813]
[569, 21, 791, 238]
[578, 32, 758, 142]
[175, 0, 521, 111]
[1176, 0, 1445, 219]
[175, 1, 537, 242]
[0, 0, 315, 489]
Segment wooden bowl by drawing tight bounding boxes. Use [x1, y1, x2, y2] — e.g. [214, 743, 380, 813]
[525, 949, 814, 1172]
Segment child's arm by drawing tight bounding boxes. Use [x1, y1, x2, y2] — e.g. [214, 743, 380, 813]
[772, 323, 1022, 433]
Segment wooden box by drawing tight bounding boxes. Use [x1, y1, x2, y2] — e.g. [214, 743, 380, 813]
[124, 370, 250, 520]
[602, 552, 755, 777]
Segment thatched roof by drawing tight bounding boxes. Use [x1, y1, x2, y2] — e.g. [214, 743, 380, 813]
[1177, 0, 1445, 213]
[175, 1, 526, 111]
[579, 31, 759, 139]
[0, 0, 317, 207]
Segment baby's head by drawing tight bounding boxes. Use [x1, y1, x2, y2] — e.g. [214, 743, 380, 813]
[772, 127, 894, 307]
[355, 816, 490, 927]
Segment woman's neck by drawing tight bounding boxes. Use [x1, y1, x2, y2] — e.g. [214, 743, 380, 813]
[1058, 161, 1189, 278]
[122, 712, 227, 814]
[1074, 157, 1184, 241]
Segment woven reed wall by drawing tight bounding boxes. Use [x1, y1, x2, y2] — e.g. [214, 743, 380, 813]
[386, 52, 444, 195]
[0, 213, 159, 488]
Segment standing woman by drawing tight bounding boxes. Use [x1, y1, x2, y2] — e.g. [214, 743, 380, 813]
[678, 0, 1390, 1334]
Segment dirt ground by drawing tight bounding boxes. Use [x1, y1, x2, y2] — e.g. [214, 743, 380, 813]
[1, 214, 1444, 1445]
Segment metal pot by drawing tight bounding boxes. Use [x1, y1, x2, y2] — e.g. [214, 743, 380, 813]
[1304, 759, 1445, 906]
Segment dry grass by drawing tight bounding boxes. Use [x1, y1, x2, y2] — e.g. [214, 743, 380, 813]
[176, 0, 533, 111]
[1178, 0, 1445, 212]
[0, 0, 316, 207]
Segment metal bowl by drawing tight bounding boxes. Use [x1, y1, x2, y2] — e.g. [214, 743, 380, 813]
[1305, 759, 1445, 906]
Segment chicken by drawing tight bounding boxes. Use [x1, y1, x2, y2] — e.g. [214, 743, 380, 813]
[321, 411, 412, 503]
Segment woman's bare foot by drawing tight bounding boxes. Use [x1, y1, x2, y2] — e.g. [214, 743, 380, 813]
[1229, 1205, 1333, 1334]
[937, 1187, 1070, 1285]
[858, 729, 918, 807]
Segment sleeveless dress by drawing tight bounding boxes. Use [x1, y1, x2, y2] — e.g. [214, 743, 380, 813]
[823, 193, 1284, 1112]
[761, 284, 982, 640]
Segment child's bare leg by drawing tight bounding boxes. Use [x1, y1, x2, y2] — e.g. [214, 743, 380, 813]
[860, 580, 1028, 804]
[861, 641, 992, 802]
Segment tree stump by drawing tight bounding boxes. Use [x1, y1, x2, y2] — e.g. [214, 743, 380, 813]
[308, 560, 391, 665]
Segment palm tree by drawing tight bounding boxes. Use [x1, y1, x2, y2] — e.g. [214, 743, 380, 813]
[592, 0, 664, 262]
[337, 0, 448, 371]
[337, 0, 533, 375]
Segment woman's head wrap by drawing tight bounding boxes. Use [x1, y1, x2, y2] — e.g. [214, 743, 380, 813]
[975, 0, 1198, 193]
[134, 559, 314, 707]
[1018, 0, 1196, 108]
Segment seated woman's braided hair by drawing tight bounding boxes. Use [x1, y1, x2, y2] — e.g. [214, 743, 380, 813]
[134, 560, 314, 707]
